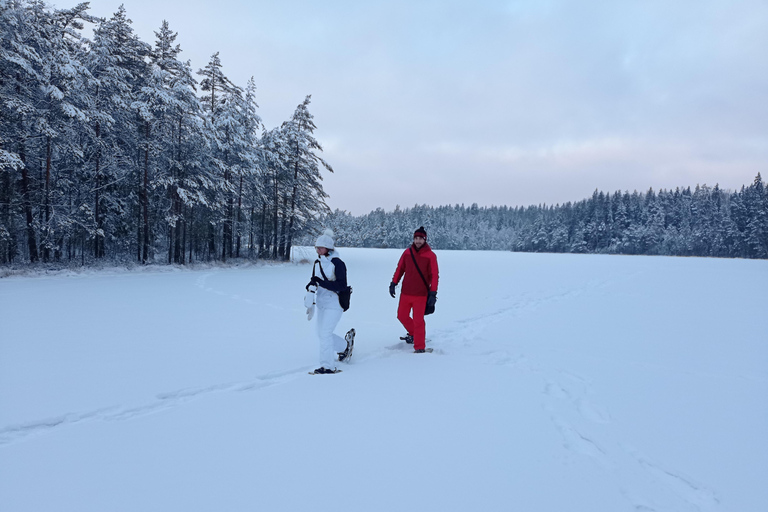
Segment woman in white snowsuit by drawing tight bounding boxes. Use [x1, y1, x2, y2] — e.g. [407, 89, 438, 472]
[305, 229, 354, 374]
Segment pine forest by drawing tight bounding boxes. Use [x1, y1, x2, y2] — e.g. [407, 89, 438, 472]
[1, 0, 332, 265]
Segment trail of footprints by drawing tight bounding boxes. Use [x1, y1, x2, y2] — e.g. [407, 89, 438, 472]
[1, 273, 304, 446]
[0, 368, 303, 447]
[486, 348, 720, 511]
[432, 277, 720, 511]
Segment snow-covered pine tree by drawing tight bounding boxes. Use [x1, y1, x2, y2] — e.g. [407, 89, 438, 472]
[196, 52, 240, 260]
[82, 5, 150, 259]
[149, 23, 208, 263]
[236, 76, 262, 258]
[216, 84, 250, 261]
[280, 95, 333, 260]
[259, 125, 291, 259]
[151, 20, 190, 263]
[133, 48, 164, 264]
[31, 2, 89, 262]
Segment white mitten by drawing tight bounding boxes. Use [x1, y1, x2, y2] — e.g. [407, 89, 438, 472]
[304, 287, 316, 308]
[306, 306, 315, 321]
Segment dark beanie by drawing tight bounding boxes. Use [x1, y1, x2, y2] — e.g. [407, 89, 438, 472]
[414, 226, 427, 239]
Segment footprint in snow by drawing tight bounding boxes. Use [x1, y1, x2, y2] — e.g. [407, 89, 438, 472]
[550, 414, 607, 461]
[624, 445, 720, 510]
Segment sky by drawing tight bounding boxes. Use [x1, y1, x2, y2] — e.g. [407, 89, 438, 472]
[67, 0, 768, 214]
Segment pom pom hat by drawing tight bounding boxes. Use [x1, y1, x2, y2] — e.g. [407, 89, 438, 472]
[414, 226, 427, 239]
[315, 228, 335, 249]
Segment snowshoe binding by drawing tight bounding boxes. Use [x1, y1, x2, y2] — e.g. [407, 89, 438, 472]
[400, 333, 414, 344]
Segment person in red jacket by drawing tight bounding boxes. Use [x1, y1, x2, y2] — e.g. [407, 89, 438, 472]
[389, 226, 439, 353]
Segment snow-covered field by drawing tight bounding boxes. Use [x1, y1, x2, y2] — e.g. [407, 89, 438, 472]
[1, 249, 766, 512]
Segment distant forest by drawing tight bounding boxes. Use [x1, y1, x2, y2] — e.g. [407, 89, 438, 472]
[315, 174, 768, 260]
[1, 1, 332, 265]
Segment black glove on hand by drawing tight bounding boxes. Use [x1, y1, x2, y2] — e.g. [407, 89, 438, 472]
[427, 291, 437, 307]
[389, 282, 397, 298]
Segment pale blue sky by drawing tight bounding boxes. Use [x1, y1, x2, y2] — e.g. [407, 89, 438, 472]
[74, 0, 767, 214]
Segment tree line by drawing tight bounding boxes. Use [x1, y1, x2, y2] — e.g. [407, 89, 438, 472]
[319, 174, 768, 259]
[0, 0, 332, 265]
[4, 1, 765, 266]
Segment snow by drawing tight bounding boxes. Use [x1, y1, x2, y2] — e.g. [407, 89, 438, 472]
[1, 249, 766, 511]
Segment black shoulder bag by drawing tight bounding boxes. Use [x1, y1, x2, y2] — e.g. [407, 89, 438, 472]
[316, 258, 352, 312]
[409, 248, 435, 315]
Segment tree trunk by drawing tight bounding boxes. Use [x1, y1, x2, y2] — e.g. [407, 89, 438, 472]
[208, 220, 216, 261]
[1, 167, 14, 263]
[142, 121, 150, 263]
[249, 204, 255, 259]
[235, 175, 243, 257]
[285, 142, 301, 262]
[272, 174, 279, 259]
[187, 205, 192, 264]
[168, 195, 174, 264]
[279, 197, 289, 260]
[43, 136, 52, 262]
[94, 122, 103, 259]
[179, 203, 186, 265]
[175, 116, 184, 264]
[260, 202, 266, 258]
[19, 142, 39, 263]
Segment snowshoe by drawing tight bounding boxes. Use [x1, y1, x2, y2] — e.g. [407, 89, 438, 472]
[400, 333, 414, 344]
[414, 348, 433, 353]
[309, 367, 342, 375]
[338, 328, 355, 363]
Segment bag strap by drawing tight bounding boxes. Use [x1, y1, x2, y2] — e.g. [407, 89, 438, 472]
[409, 247, 430, 293]
[315, 259, 329, 281]
[316, 257, 339, 282]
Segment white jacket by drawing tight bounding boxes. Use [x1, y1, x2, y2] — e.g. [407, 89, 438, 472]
[313, 250, 342, 310]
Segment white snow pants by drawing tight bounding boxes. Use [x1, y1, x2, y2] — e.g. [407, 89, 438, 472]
[315, 304, 346, 370]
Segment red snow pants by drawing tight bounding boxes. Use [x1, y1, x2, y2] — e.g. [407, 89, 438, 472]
[397, 294, 428, 350]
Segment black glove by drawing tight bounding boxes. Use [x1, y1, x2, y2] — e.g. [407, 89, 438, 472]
[389, 282, 396, 298]
[427, 291, 437, 307]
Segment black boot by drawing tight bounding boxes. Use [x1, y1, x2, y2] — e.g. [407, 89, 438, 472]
[313, 367, 341, 374]
[400, 333, 414, 344]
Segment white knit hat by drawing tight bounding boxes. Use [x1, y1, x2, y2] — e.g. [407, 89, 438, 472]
[315, 228, 335, 249]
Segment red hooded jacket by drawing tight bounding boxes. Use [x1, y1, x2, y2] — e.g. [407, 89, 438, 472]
[392, 243, 439, 296]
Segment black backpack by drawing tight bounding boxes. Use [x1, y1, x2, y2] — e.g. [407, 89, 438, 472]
[338, 285, 352, 312]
